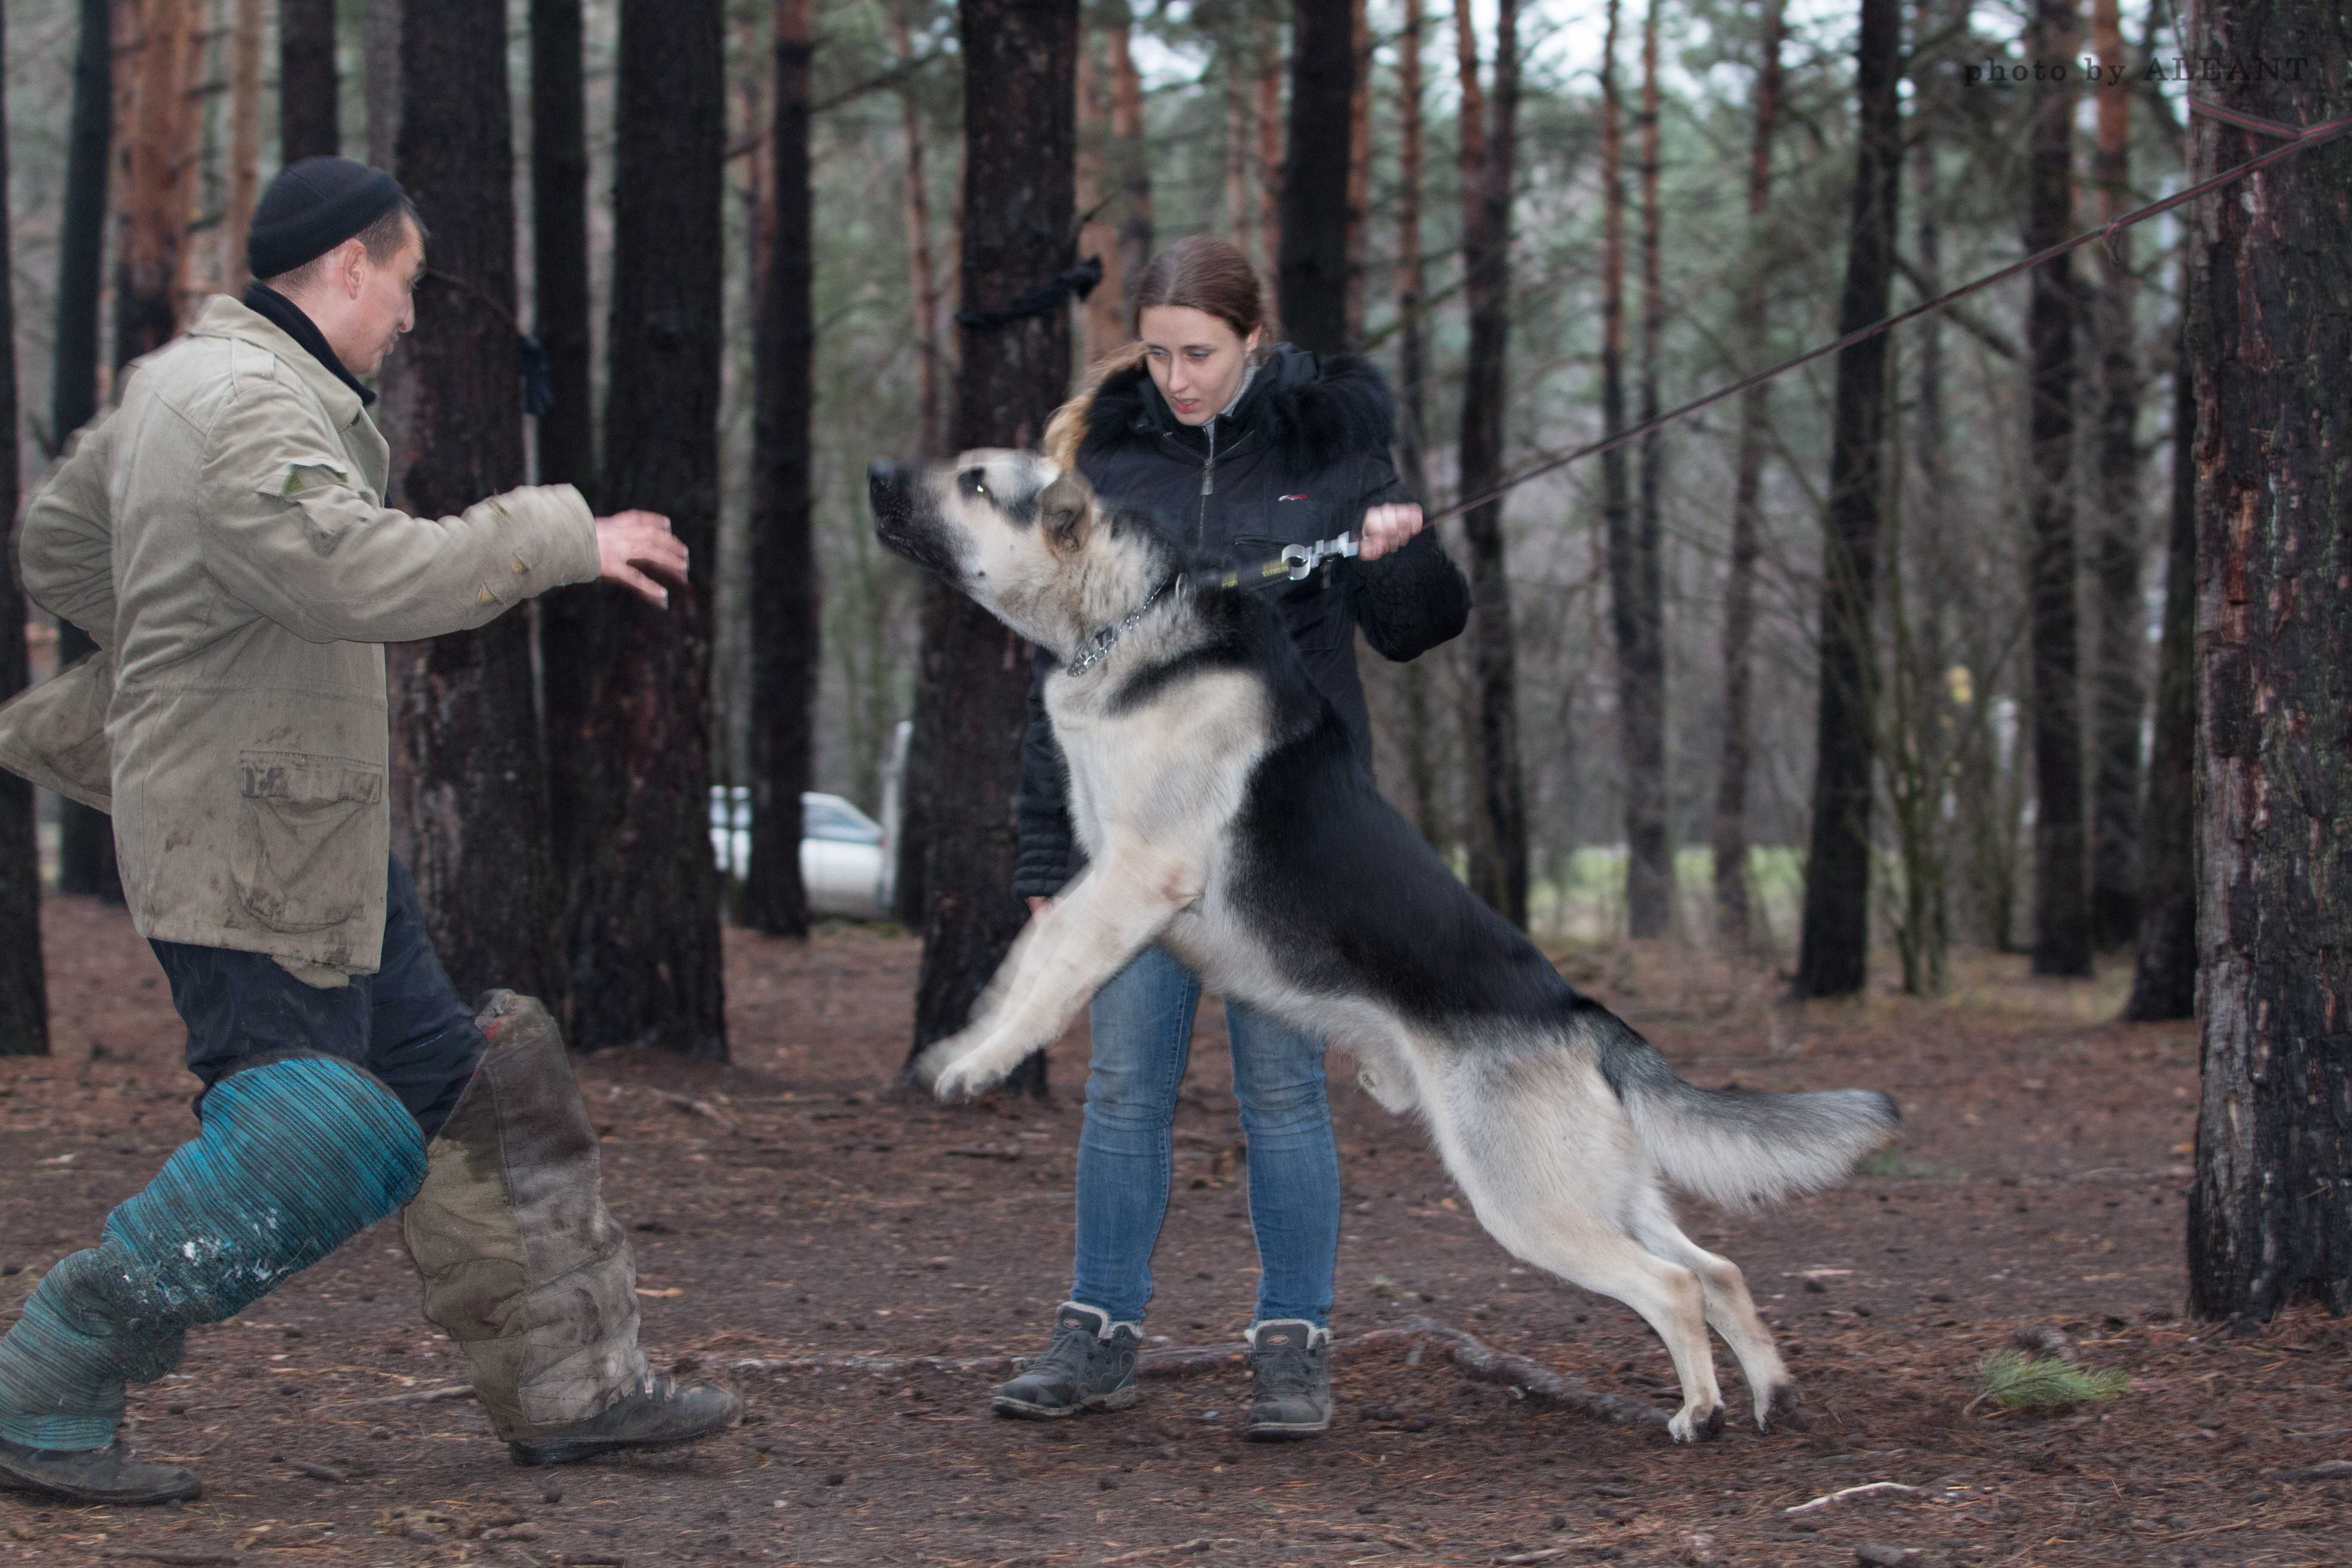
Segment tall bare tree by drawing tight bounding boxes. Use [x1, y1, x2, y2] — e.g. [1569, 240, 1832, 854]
[1223, 46, 1253, 258]
[1279, 0, 1355, 353]
[894, 12, 943, 456]
[1341, 0, 1370, 342]
[1455, 0, 1526, 925]
[900, 0, 1078, 1086]
[531, 0, 594, 496]
[115, 1, 199, 376]
[2123, 301, 2193, 1022]
[2023, 0, 2090, 977]
[542, 0, 729, 1058]
[1107, 12, 1151, 303]
[1254, 21, 1283, 279]
[52, 0, 119, 903]
[2186, 0, 2352, 1321]
[279, 0, 339, 159]
[744, 0, 819, 940]
[1076, 36, 1121, 360]
[0, 1, 49, 1057]
[382, 0, 564, 1008]
[1596, 0, 1633, 923]
[1617, 0, 1669, 938]
[224, 0, 262, 295]
[1393, 0, 1430, 505]
[2086, 0, 2144, 949]
[1709, 0, 1784, 953]
[1792, 0, 1901, 999]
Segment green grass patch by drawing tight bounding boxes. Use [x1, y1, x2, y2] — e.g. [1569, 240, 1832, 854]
[1975, 1351, 2130, 1410]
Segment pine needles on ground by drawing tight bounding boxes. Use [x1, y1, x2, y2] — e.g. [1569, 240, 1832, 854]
[1975, 1350, 2130, 1411]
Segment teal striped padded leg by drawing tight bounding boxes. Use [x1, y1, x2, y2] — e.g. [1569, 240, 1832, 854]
[0, 1057, 426, 1451]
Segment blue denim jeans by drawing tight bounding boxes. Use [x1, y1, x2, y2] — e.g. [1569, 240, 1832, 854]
[1069, 944, 1341, 1327]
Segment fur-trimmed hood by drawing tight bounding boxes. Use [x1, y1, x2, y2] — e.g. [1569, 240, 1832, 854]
[1050, 343, 1396, 475]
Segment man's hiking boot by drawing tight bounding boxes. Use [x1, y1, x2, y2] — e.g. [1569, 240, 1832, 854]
[0, 1436, 200, 1505]
[1244, 1319, 1332, 1439]
[508, 1372, 742, 1466]
[992, 1303, 1140, 1419]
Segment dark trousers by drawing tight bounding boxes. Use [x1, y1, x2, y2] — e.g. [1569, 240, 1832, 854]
[150, 857, 486, 1138]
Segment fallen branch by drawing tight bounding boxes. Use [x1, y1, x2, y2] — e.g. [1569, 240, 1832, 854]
[944, 1145, 1024, 1161]
[1097, 1540, 1239, 1564]
[285, 1459, 347, 1483]
[1783, 1482, 1923, 1516]
[649, 1089, 737, 1130]
[735, 1315, 1666, 1430]
[100, 1553, 240, 1567]
[1495, 1546, 1588, 1565]
[331, 1382, 477, 1407]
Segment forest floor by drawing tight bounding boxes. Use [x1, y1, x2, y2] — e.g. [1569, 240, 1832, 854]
[2, 894, 2347, 1568]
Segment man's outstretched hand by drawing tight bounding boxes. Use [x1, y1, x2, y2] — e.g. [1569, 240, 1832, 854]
[595, 510, 691, 607]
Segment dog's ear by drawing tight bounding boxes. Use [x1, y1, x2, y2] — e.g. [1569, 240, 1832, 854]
[1038, 469, 1095, 551]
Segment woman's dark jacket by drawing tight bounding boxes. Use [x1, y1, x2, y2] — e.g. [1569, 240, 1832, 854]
[1013, 343, 1470, 898]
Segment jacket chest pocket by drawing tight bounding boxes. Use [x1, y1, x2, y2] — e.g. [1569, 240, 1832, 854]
[233, 750, 384, 933]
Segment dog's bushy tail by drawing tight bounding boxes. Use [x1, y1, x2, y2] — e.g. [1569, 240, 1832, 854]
[1598, 1022, 1899, 1210]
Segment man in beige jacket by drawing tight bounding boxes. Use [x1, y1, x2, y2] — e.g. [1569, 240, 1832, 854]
[0, 158, 736, 1506]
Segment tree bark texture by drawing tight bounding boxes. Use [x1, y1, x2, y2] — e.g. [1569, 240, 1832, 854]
[894, 15, 943, 458]
[1454, 0, 1525, 928]
[2123, 306, 2193, 1023]
[2185, 0, 2352, 1320]
[0, 9, 49, 1057]
[224, 0, 262, 294]
[114, 0, 199, 369]
[380, 0, 564, 1012]
[541, 0, 728, 1059]
[1596, 0, 1633, 927]
[903, 0, 1076, 1084]
[530, 0, 594, 495]
[1107, 19, 1151, 312]
[1792, 0, 1900, 1000]
[1253, 29, 1283, 278]
[52, 0, 119, 904]
[743, 0, 818, 940]
[1279, 0, 1354, 355]
[1619, 0, 1669, 940]
[1223, 48, 1252, 261]
[1392, 0, 1429, 505]
[1709, 0, 1783, 954]
[279, 0, 340, 160]
[1076, 38, 1116, 361]
[1341, 0, 1369, 343]
[2023, 0, 2090, 977]
[2087, 0, 2145, 950]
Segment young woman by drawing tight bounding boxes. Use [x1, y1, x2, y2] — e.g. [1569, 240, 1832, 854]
[994, 236, 1468, 1439]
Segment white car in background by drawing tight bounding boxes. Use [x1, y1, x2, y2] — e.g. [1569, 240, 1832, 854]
[709, 788, 894, 920]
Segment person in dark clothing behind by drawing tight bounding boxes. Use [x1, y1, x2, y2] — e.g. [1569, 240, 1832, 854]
[992, 237, 1469, 1439]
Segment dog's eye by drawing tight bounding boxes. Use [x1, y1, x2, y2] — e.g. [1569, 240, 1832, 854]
[959, 469, 989, 498]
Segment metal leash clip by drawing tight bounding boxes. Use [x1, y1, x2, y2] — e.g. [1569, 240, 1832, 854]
[1279, 532, 1360, 581]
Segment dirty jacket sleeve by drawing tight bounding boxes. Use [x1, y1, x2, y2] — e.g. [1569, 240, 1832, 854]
[197, 377, 601, 645]
[1339, 454, 1470, 663]
[18, 410, 123, 645]
[1013, 647, 1080, 899]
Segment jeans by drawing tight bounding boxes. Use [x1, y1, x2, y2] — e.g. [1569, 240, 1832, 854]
[1070, 944, 1341, 1327]
[150, 856, 487, 1138]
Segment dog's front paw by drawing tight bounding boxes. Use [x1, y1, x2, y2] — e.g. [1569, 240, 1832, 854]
[920, 1032, 1020, 1102]
[1666, 1402, 1726, 1444]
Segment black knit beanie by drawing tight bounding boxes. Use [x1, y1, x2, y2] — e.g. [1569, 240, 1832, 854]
[247, 157, 408, 281]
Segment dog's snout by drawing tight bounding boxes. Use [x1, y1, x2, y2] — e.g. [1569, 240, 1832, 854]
[868, 459, 914, 514]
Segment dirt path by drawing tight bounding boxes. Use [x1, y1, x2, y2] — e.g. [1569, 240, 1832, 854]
[2, 897, 2346, 1566]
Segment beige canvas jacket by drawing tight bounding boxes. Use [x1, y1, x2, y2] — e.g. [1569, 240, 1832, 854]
[0, 294, 600, 973]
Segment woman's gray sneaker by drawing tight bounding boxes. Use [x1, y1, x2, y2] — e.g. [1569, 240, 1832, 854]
[1244, 1319, 1332, 1439]
[992, 1303, 1140, 1419]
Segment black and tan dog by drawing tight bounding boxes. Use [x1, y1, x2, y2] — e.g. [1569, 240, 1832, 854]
[869, 451, 1898, 1442]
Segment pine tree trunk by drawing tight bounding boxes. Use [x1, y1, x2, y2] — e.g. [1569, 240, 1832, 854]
[894, 15, 942, 459]
[1709, 0, 1782, 955]
[2122, 302, 2193, 1022]
[1253, 24, 1283, 282]
[1223, 49, 1252, 259]
[1279, 0, 1353, 355]
[530, 0, 594, 496]
[2024, 0, 2090, 977]
[1620, 0, 1669, 940]
[1792, 0, 1901, 1000]
[2086, 0, 2144, 950]
[115, 0, 198, 365]
[1075, 35, 1120, 361]
[1455, 0, 1525, 927]
[0, 8, 48, 1058]
[541, 0, 729, 1059]
[1596, 0, 1635, 929]
[901, 0, 1077, 1087]
[1341, 0, 1370, 344]
[1392, 0, 1429, 504]
[1107, 19, 1151, 309]
[279, 0, 338, 160]
[379, 0, 563, 1010]
[2186, 0, 2352, 1320]
[52, 0, 119, 905]
[743, 0, 818, 940]
[223, 0, 261, 294]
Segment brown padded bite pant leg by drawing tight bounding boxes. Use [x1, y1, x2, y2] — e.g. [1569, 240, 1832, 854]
[402, 992, 650, 1441]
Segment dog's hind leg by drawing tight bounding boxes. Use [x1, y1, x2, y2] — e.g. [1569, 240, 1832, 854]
[1626, 1193, 1798, 1432]
[1470, 1197, 1726, 1443]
